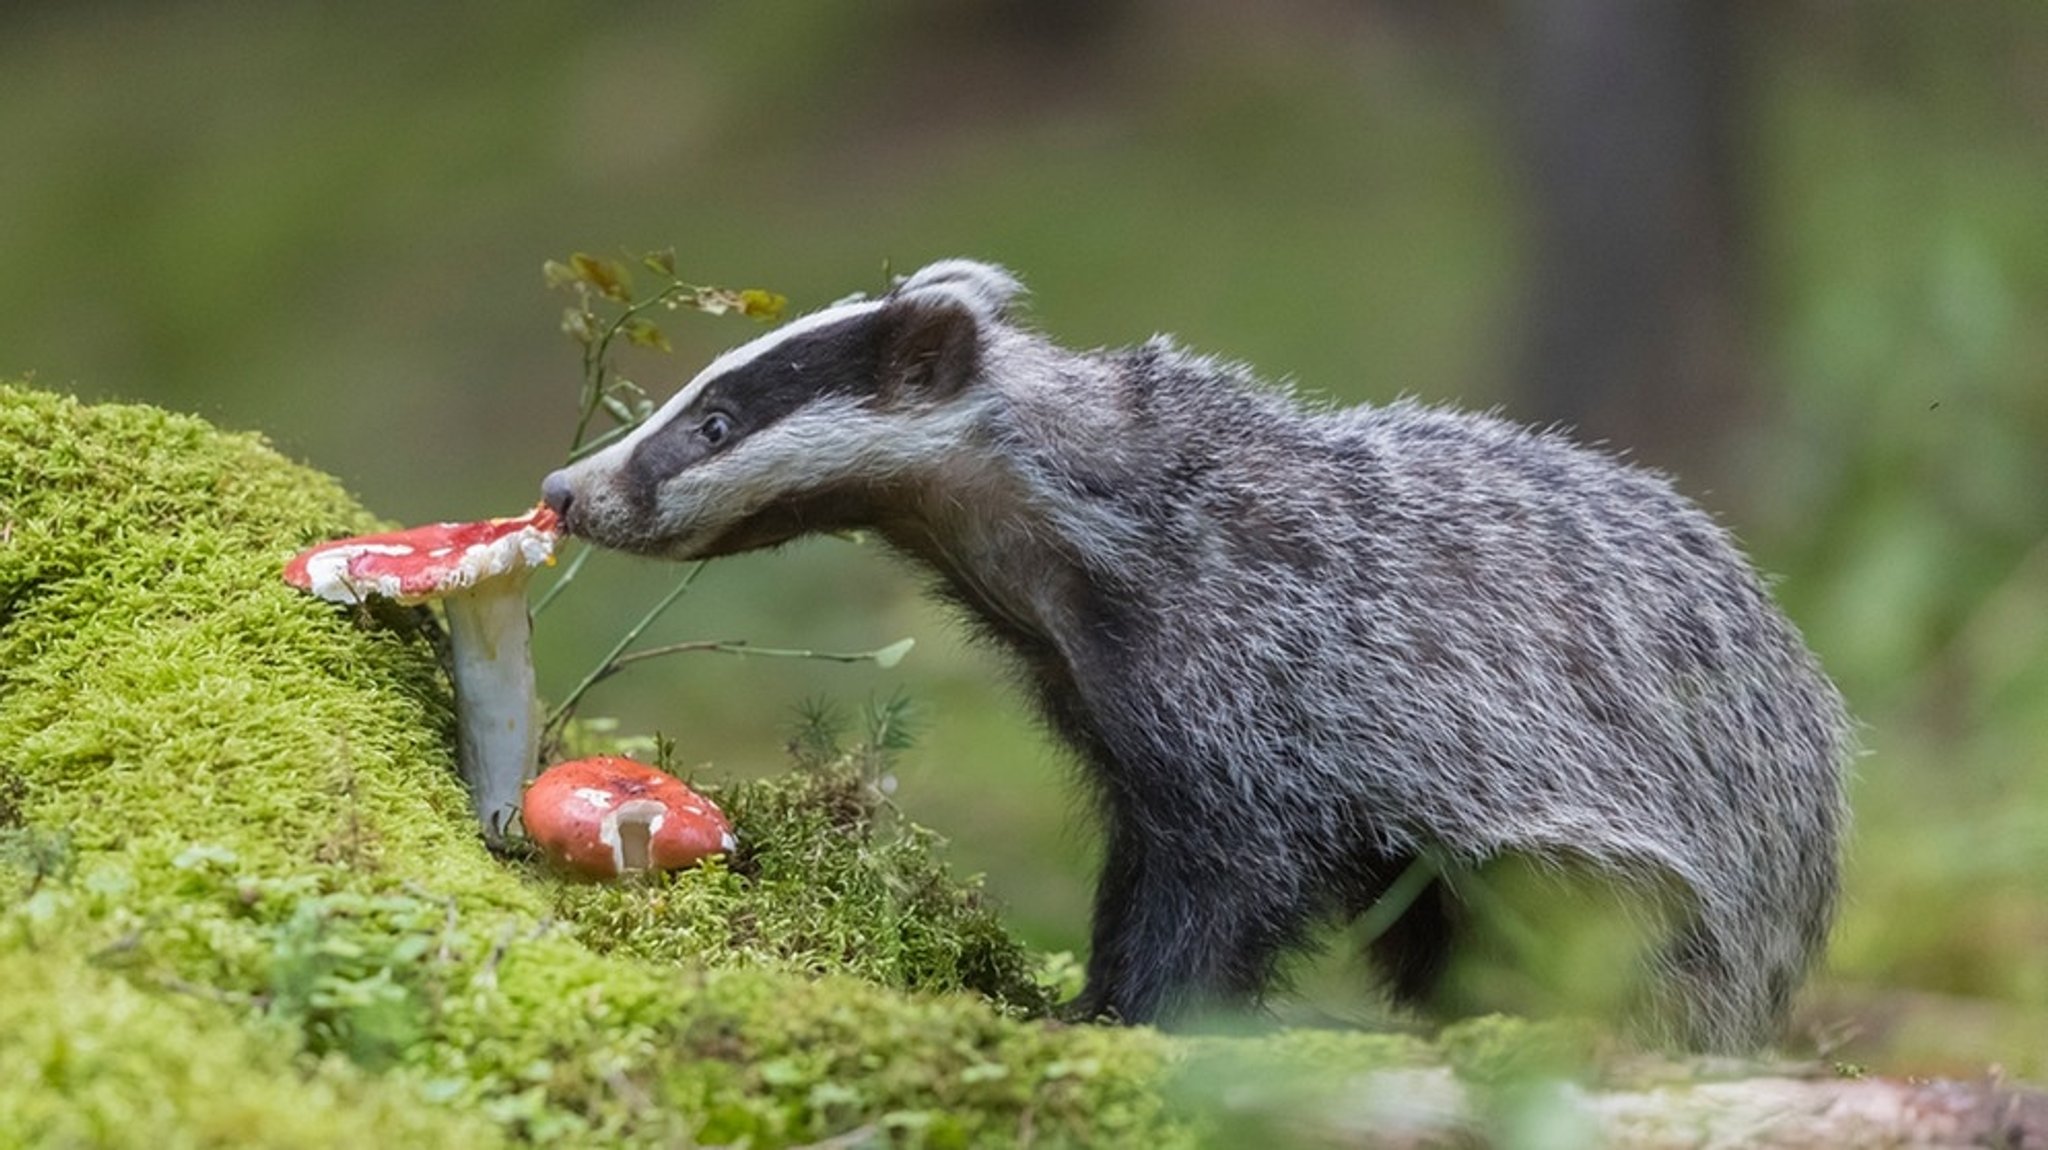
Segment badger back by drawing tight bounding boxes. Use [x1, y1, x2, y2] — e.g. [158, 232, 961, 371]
[540, 261, 1024, 560]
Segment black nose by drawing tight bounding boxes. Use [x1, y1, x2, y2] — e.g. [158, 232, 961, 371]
[541, 470, 575, 522]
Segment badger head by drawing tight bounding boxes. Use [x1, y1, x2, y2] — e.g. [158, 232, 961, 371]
[540, 259, 1023, 561]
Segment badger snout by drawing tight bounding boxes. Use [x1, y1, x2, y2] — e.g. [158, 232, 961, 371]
[537, 461, 669, 555]
[540, 469, 578, 531]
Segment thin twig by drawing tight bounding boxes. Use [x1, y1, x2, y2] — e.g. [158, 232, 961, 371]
[566, 421, 634, 463]
[610, 638, 908, 671]
[1354, 851, 1443, 946]
[1438, 855, 1549, 960]
[547, 636, 913, 739]
[543, 562, 706, 735]
[539, 558, 914, 737]
[531, 542, 593, 618]
[567, 283, 697, 455]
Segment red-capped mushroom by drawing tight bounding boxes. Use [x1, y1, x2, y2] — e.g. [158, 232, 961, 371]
[285, 506, 559, 843]
[522, 756, 735, 879]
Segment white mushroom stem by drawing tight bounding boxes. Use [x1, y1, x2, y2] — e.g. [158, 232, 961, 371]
[283, 506, 558, 847]
[441, 573, 541, 844]
[600, 798, 668, 873]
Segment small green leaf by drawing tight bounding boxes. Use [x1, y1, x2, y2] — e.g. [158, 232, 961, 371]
[871, 637, 915, 668]
[739, 289, 787, 321]
[641, 247, 678, 276]
[622, 317, 671, 352]
[601, 393, 637, 422]
[569, 253, 633, 302]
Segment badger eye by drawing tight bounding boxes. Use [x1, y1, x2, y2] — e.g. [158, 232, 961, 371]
[698, 413, 733, 446]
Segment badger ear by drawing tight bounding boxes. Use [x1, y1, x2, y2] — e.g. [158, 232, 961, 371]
[878, 289, 984, 401]
[893, 259, 1025, 322]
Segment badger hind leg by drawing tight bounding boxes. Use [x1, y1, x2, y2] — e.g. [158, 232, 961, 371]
[1353, 851, 1749, 1042]
[1640, 907, 1803, 1053]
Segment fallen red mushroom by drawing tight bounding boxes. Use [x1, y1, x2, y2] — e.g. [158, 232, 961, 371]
[522, 756, 736, 879]
[284, 505, 559, 844]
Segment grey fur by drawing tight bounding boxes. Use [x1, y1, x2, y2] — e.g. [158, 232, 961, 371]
[542, 260, 1852, 1051]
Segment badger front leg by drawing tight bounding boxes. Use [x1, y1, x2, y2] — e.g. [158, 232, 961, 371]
[1071, 818, 1307, 1025]
[1066, 820, 1147, 1021]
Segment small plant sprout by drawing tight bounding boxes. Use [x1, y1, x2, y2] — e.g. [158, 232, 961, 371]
[544, 249, 786, 461]
[521, 756, 734, 879]
[284, 506, 559, 845]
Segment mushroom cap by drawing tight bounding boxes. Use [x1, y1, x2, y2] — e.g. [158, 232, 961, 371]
[284, 505, 559, 606]
[522, 756, 736, 879]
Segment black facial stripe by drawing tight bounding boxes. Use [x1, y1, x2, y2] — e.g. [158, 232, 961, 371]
[696, 314, 886, 419]
[623, 312, 887, 505]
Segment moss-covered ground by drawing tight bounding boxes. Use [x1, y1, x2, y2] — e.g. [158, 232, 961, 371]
[0, 383, 1583, 1147]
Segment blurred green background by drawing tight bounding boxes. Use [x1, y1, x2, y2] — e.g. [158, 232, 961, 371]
[4, 1, 2043, 1074]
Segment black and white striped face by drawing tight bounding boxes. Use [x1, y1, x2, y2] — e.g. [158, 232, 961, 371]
[541, 260, 1021, 561]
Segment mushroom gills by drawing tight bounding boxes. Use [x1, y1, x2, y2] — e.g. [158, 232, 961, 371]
[599, 798, 670, 873]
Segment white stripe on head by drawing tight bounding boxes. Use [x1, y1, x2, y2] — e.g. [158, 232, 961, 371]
[613, 295, 889, 456]
[604, 259, 1019, 463]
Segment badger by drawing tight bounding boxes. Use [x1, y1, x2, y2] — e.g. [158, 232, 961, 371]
[540, 259, 1852, 1051]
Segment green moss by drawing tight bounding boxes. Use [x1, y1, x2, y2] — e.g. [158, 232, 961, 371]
[0, 383, 1184, 1146]
[544, 765, 1050, 1013]
[0, 385, 483, 887]
[0, 383, 1587, 1147]
[0, 900, 507, 1150]
[1433, 1014, 1600, 1086]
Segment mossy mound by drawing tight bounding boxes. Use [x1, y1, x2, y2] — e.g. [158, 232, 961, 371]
[0, 384, 1582, 1147]
[542, 766, 1049, 1013]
